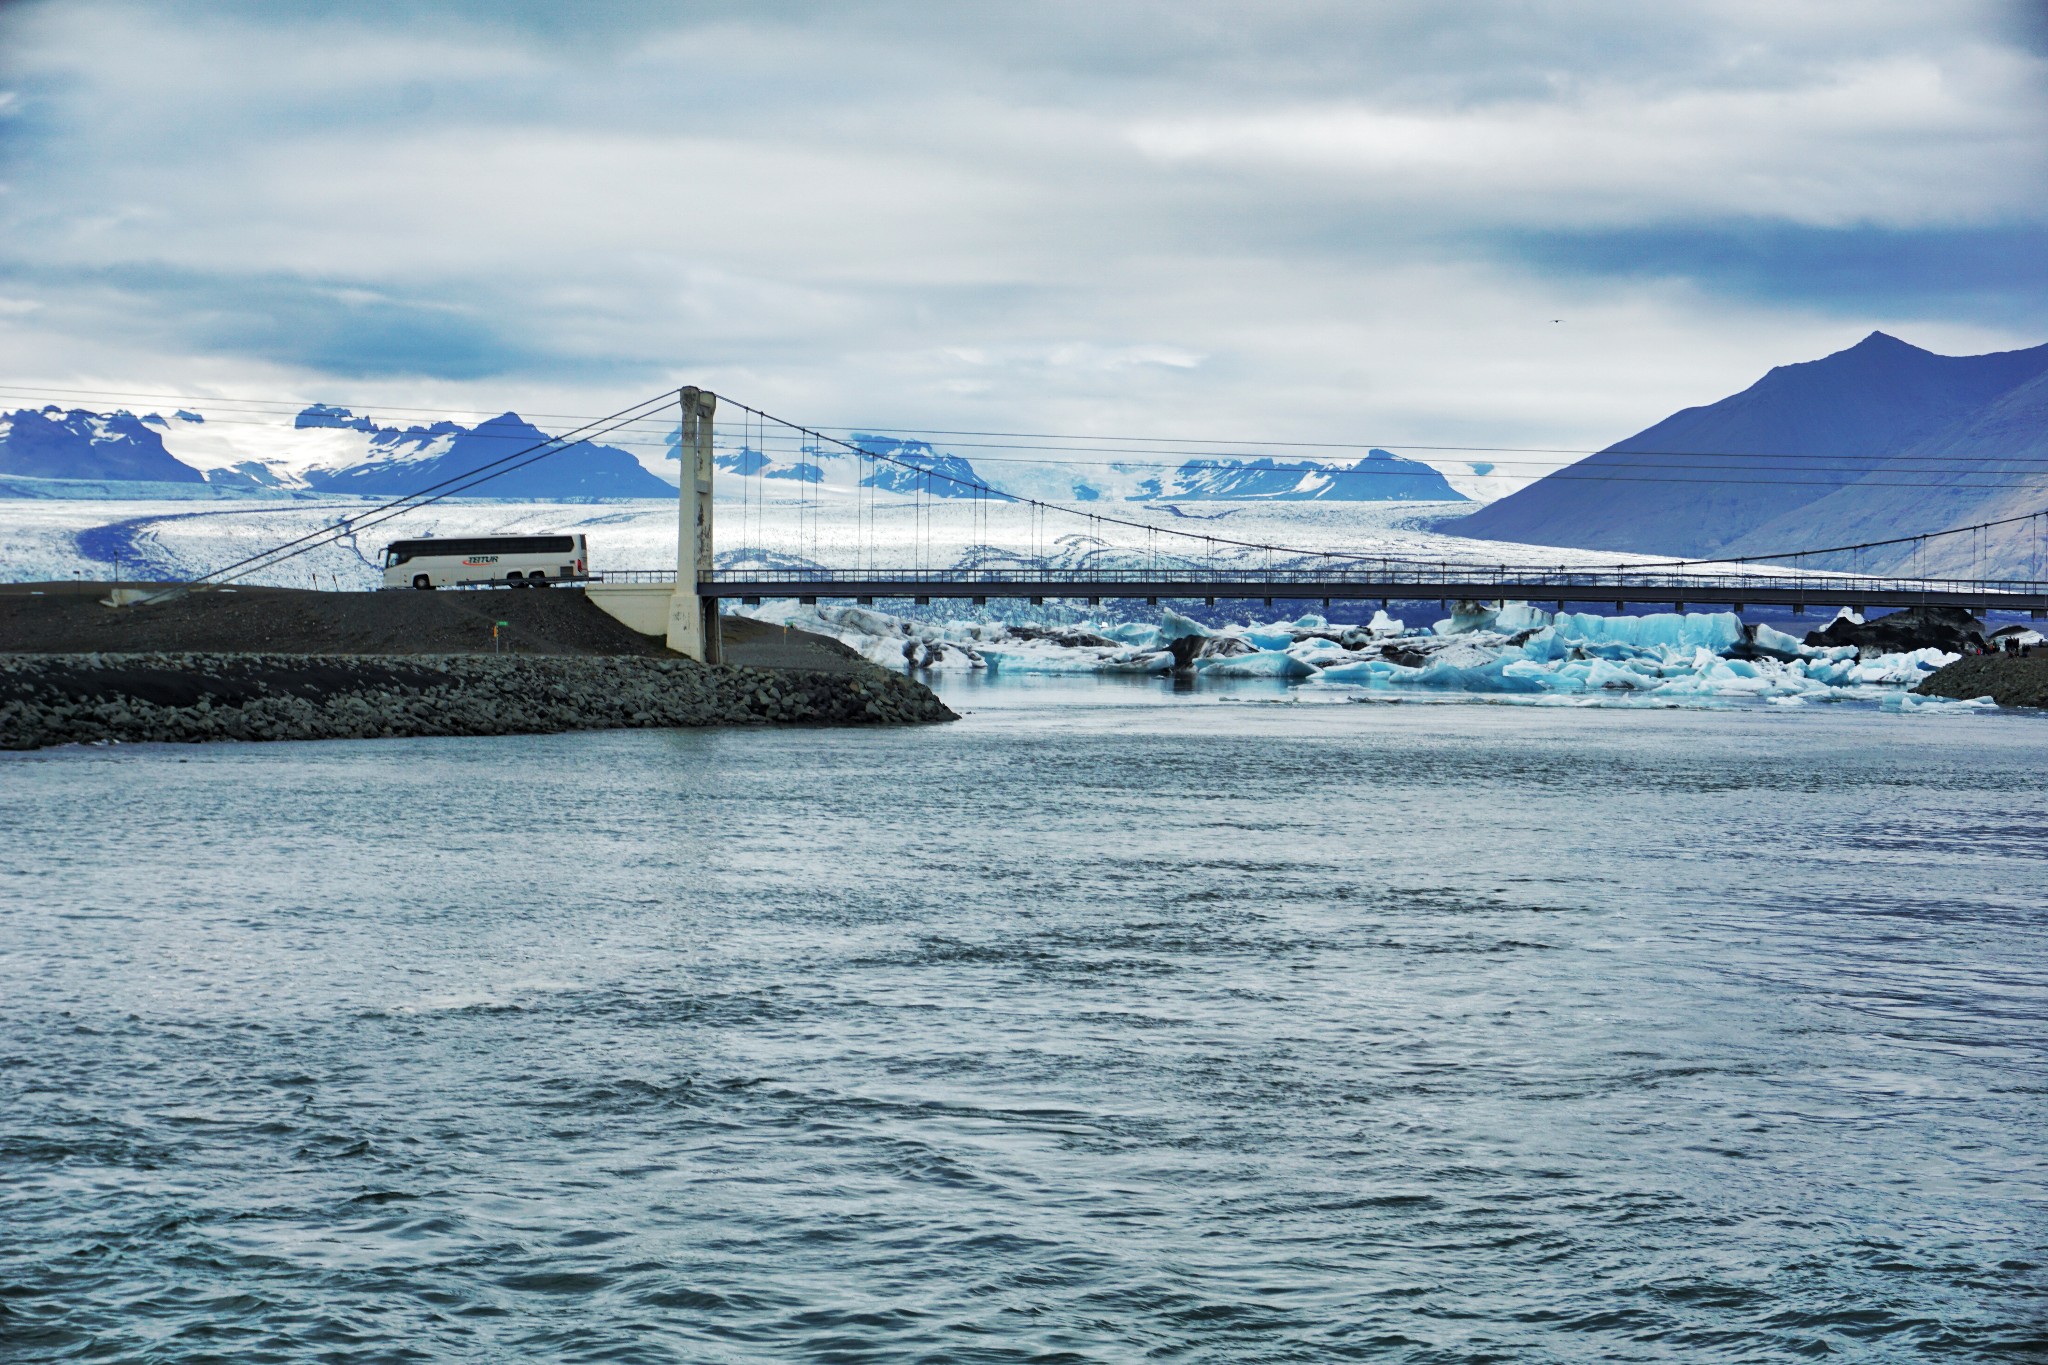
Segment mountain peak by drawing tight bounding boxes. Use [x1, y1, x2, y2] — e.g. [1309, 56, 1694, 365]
[1845, 330, 1925, 356]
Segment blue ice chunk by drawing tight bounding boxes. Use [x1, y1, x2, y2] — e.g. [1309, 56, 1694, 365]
[1519, 627, 1567, 662]
[1102, 622, 1162, 647]
[1493, 601, 1553, 633]
[1196, 650, 1316, 679]
[1243, 623, 1296, 650]
[1751, 623, 1813, 658]
[1410, 656, 1549, 692]
[1317, 658, 1398, 684]
[1551, 611, 1743, 653]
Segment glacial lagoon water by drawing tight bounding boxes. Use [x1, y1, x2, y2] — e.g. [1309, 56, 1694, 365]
[4, 678, 2046, 1362]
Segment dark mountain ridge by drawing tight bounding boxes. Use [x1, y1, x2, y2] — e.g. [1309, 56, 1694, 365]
[1455, 332, 2048, 559]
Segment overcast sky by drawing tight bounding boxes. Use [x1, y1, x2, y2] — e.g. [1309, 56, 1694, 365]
[1, 0, 2043, 472]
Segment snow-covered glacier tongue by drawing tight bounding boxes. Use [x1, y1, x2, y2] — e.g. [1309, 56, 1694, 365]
[734, 599, 1974, 708]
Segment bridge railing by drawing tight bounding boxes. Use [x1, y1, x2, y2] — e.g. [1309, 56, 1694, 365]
[590, 565, 2048, 599]
[703, 565, 2047, 595]
[588, 568, 683, 584]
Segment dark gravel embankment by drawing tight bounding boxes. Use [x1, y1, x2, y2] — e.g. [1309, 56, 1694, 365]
[1915, 656, 2048, 709]
[2, 582, 677, 656]
[0, 652, 954, 750]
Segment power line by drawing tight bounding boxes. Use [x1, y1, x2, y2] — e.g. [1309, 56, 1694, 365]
[10, 381, 2048, 469]
[16, 398, 2048, 489]
[143, 391, 678, 600]
[718, 396, 1683, 572]
[729, 395, 2048, 579]
[1630, 501, 2048, 570]
[49, 379, 2048, 588]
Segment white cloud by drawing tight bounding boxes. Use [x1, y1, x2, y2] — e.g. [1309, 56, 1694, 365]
[0, 0, 2040, 474]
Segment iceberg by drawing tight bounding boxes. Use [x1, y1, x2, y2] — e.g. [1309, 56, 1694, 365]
[1493, 601, 1553, 634]
[1430, 599, 1552, 637]
[1550, 610, 1745, 653]
[1101, 622, 1163, 648]
[1849, 648, 1957, 685]
[1285, 636, 1349, 661]
[1242, 623, 1297, 651]
[1159, 607, 1211, 643]
[982, 646, 1172, 675]
[739, 599, 1970, 706]
[1318, 658, 1400, 685]
[1197, 649, 1317, 679]
[1751, 622, 1828, 659]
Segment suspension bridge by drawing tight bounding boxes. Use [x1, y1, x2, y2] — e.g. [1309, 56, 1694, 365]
[160, 385, 2048, 662]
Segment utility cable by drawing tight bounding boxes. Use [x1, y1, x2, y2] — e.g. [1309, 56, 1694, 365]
[136, 391, 677, 601]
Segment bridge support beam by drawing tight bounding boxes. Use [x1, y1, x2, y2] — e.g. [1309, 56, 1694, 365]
[666, 387, 721, 662]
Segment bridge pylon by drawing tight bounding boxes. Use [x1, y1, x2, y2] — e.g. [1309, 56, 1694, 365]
[666, 386, 721, 662]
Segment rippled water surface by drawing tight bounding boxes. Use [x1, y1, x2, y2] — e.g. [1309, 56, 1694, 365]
[5, 681, 2047, 1362]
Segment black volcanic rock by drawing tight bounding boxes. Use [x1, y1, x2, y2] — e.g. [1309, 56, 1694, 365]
[0, 651, 955, 750]
[1916, 655, 2048, 708]
[1803, 606, 1985, 656]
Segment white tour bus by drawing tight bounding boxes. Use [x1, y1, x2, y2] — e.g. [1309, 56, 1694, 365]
[381, 534, 588, 589]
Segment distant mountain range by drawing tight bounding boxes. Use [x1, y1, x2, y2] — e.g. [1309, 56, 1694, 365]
[1454, 331, 2048, 578]
[0, 404, 672, 500]
[1130, 449, 1464, 502]
[706, 435, 1464, 503]
[0, 404, 1468, 506]
[0, 408, 208, 484]
[292, 407, 671, 499]
[708, 434, 989, 497]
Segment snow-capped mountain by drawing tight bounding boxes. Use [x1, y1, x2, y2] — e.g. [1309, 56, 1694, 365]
[698, 432, 1466, 504]
[295, 408, 672, 499]
[1128, 449, 1466, 502]
[701, 432, 991, 497]
[0, 402, 675, 498]
[0, 407, 208, 483]
[5, 399, 1475, 509]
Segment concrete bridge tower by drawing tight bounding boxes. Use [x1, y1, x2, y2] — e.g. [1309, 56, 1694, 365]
[665, 386, 721, 662]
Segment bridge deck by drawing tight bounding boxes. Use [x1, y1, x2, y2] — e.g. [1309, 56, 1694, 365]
[589, 568, 2048, 613]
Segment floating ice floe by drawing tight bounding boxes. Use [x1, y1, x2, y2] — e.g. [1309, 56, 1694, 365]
[733, 599, 1975, 708]
[1881, 692, 1995, 713]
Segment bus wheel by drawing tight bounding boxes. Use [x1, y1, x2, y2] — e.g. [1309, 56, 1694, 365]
[413, 575, 432, 590]
[528, 571, 551, 586]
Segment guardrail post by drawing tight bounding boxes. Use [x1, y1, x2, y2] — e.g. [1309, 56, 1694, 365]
[666, 386, 721, 662]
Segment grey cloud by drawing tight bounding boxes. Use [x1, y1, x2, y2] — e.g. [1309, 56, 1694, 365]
[2, 260, 669, 381]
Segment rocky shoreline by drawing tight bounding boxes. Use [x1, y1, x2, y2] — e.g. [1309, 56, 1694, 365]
[0, 652, 956, 750]
[1914, 655, 2048, 709]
